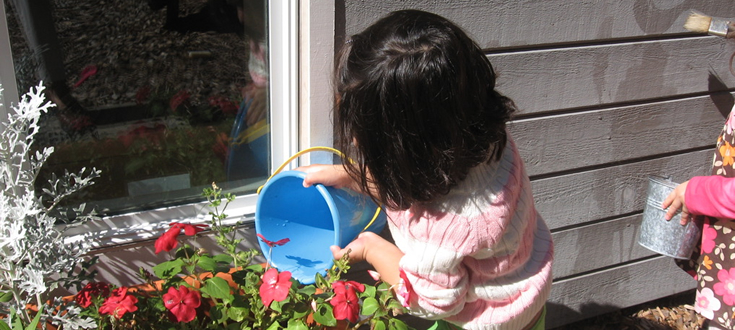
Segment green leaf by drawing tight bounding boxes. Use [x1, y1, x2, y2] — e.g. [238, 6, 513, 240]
[290, 301, 311, 319]
[9, 309, 23, 330]
[361, 284, 377, 298]
[285, 319, 309, 330]
[201, 277, 234, 301]
[0, 320, 9, 330]
[371, 319, 387, 330]
[227, 306, 249, 322]
[175, 246, 198, 261]
[213, 254, 234, 264]
[0, 291, 13, 303]
[265, 322, 282, 330]
[297, 285, 316, 296]
[197, 255, 231, 273]
[270, 299, 283, 313]
[210, 304, 228, 323]
[152, 259, 185, 279]
[26, 304, 43, 330]
[389, 318, 410, 330]
[361, 297, 379, 315]
[312, 303, 336, 327]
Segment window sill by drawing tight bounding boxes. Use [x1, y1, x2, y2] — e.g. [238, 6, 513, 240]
[62, 193, 258, 250]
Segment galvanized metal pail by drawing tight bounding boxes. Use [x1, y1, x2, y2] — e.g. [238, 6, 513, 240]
[637, 175, 701, 259]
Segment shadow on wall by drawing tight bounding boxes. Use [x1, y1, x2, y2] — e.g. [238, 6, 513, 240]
[709, 71, 735, 118]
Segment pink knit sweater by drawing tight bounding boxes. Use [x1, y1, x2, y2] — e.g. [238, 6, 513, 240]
[386, 138, 554, 330]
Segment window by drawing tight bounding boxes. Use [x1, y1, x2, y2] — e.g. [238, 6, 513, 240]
[0, 0, 301, 247]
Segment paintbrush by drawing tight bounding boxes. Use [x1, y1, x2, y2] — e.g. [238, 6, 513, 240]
[684, 12, 735, 38]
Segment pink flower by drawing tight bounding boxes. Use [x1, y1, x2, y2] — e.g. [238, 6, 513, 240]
[259, 268, 292, 307]
[714, 268, 735, 306]
[76, 282, 110, 308]
[330, 281, 361, 323]
[367, 270, 381, 282]
[702, 222, 717, 254]
[257, 234, 290, 247]
[695, 288, 722, 319]
[395, 269, 413, 308]
[99, 287, 138, 319]
[163, 285, 202, 323]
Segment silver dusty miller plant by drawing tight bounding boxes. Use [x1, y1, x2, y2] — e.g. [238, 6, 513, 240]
[0, 83, 99, 329]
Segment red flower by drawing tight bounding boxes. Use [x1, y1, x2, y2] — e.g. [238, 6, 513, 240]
[170, 222, 208, 236]
[208, 96, 238, 116]
[155, 228, 180, 254]
[330, 280, 362, 323]
[75, 282, 110, 308]
[257, 234, 290, 248]
[154, 222, 208, 254]
[170, 90, 190, 112]
[135, 86, 151, 104]
[163, 285, 201, 323]
[259, 268, 292, 307]
[99, 287, 138, 319]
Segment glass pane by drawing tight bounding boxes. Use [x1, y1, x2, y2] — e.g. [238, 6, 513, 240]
[4, 0, 270, 215]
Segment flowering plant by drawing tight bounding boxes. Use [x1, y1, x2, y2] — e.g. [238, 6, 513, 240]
[74, 184, 414, 330]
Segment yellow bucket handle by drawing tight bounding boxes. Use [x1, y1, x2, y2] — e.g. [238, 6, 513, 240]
[257, 146, 382, 233]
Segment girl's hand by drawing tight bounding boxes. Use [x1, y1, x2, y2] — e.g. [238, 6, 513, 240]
[662, 181, 691, 225]
[294, 164, 355, 190]
[330, 232, 404, 286]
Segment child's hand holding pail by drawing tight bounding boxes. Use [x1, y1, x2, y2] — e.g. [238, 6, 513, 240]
[662, 180, 691, 226]
[295, 164, 356, 190]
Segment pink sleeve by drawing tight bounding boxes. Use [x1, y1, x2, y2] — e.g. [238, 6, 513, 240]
[685, 176, 735, 219]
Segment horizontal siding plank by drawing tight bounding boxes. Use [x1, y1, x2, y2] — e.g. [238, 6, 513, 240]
[551, 214, 655, 279]
[547, 256, 696, 328]
[344, 0, 735, 48]
[533, 150, 711, 230]
[511, 95, 724, 177]
[492, 38, 735, 114]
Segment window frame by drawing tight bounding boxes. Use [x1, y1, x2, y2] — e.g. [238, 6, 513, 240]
[0, 0, 305, 249]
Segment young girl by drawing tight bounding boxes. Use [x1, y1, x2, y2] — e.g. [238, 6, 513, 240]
[663, 105, 735, 330]
[298, 10, 554, 330]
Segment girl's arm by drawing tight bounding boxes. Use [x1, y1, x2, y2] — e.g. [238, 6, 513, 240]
[664, 176, 735, 224]
[685, 175, 735, 219]
[297, 165, 403, 284]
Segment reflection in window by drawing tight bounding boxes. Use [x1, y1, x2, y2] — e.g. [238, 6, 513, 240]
[4, 0, 269, 215]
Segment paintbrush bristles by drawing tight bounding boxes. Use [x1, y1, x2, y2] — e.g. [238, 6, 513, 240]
[684, 12, 712, 33]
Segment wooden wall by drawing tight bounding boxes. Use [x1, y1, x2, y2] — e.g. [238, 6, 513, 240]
[339, 0, 735, 327]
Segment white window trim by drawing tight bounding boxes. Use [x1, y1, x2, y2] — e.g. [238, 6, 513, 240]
[0, 0, 304, 250]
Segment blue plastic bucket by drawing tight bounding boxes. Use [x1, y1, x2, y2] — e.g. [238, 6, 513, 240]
[255, 170, 386, 284]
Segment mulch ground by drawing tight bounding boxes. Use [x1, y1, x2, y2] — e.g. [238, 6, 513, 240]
[551, 291, 706, 330]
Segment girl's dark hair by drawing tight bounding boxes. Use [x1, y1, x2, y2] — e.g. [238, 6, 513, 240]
[335, 9, 516, 210]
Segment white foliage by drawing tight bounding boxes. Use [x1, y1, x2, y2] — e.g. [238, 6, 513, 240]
[0, 82, 99, 327]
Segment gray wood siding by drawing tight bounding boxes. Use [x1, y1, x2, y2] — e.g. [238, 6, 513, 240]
[341, 0, 735, 327]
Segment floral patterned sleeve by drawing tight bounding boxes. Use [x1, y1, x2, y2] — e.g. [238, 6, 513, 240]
[685, 176, 735, 219]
